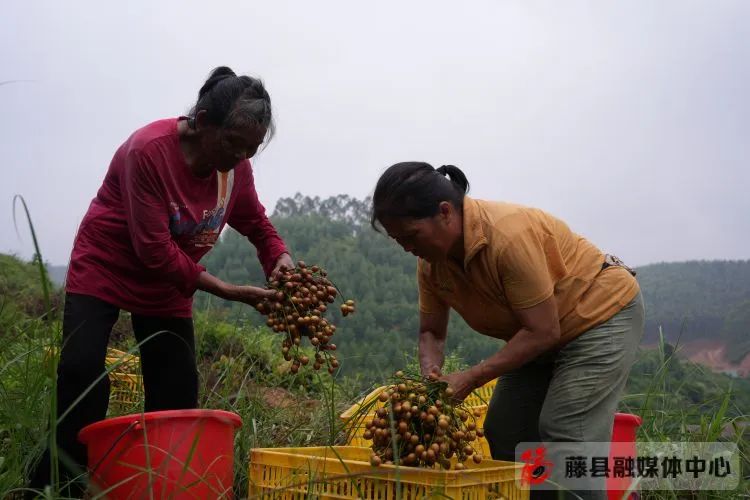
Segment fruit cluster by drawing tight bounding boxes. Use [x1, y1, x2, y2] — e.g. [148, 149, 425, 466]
[361, 372, 484, 469]
[255, 262, 355, 374]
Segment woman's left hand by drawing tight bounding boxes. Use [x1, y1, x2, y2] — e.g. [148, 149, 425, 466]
[271, 253, 295, 279]
[439, 369, 480, 403]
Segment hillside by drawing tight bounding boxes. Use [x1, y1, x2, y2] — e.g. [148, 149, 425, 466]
[636, 260, 750, 364]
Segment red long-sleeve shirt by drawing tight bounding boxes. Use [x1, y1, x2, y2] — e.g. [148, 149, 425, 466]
[66, 118, 288, 317]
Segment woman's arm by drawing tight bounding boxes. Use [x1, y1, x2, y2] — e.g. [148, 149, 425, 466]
[419, 308, 450, 376]
[195, 271, 275, 305]
[226, 166, 290, 278]
[441, 296, 561, 401]
[471, 296, 560, 383]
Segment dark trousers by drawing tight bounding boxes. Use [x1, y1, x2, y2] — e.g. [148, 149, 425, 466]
[28, 293, 198, 497]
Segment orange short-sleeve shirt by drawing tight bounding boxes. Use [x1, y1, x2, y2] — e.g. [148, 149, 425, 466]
[417, 197, 639, 343]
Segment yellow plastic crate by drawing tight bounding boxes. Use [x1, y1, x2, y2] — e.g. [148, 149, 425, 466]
[45, 346, 144, 411]
[340, 379, 497, 456]
[108, 371, 143, 407]
[44, 346, 141, 373]
[105, 349, 143, 412]
[249, 446, 528, 500]
[104, 347, 141, 375]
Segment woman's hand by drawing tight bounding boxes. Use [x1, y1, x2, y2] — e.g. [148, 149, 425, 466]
[439, 369, 480, 403]
[271, 253, 295, 280]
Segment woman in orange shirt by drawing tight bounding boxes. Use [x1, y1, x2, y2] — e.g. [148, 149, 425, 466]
[372, 162, 644, 499]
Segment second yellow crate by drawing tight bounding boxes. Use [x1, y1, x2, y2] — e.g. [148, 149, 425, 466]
[340, 379, 497, 456]
[249, 446, 528, 500]
[105, 348, 143, 412]
[46, 346, 144, 412]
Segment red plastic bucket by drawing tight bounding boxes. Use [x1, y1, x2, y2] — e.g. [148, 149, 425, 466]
[79, 409, 242, 499]
[607, 412, 642, 500]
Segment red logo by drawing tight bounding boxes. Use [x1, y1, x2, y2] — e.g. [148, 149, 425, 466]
[520, 446, 554, 485]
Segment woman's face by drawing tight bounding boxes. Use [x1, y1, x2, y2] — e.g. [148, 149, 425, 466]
[200, 122, 267, 173]
[380, 202, 461, 263]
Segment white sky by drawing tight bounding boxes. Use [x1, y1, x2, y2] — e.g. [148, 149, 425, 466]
[2, 0, 748, 267]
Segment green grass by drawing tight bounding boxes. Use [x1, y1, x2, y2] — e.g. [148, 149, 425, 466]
[620, 328, 750, 499]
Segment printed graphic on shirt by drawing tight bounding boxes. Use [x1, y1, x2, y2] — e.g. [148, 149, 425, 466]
[168, 171, 234, 247]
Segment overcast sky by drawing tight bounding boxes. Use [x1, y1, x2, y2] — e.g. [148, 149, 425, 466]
[2, 1, 748, 267]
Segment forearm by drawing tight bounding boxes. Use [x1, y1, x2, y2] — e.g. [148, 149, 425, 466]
[419, 329, 446, 376]
[469, 326, 558, 387]
[196, 271, 236, 300]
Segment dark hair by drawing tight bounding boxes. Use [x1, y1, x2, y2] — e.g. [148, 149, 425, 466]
[189, 66, 275, 141]
[371, 162, 470, 230]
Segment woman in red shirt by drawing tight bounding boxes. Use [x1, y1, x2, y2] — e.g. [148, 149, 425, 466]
[30, 66, 293, 495]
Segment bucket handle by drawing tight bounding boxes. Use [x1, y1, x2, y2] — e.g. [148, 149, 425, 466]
[90, 420, 140, 474]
